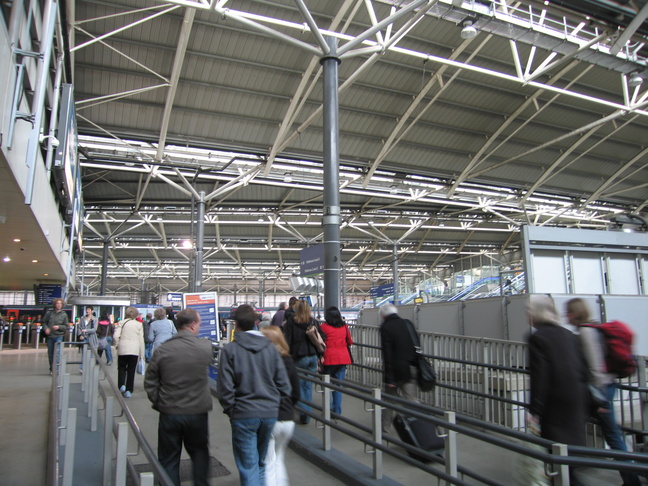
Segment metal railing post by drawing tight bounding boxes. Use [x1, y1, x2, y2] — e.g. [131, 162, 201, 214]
[323, 374, 331, 451]
[372, 387, 383, 479]
[62, 408, 77, 486]
[550, 443, 569, 486]
[91, 363, 99, 431]
[140, 472, 154, 486]
[444, 411, 458, 483]
[60, 373, 70, 446]
[103, 397, 114, 486]
[115, 422, 129, 486]
[482, 344, 490, 423]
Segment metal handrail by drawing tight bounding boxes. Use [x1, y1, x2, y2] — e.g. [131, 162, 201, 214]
[297, 368, 648, 484]
[46, 342, 62, 486]
[88, 347, 175, 486]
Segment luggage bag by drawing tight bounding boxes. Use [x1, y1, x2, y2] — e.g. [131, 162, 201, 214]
[393, 414, 445, 462]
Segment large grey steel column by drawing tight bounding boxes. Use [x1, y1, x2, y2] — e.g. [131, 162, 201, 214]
[99, 240, 110, 295]
[392, 244, 399, 305]
[195, 191, 206, 292]
[321, 36, 341, 310]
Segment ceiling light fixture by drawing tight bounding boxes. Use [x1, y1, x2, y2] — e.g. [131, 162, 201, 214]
[32, 259, 38, 263]
[13, 238, 21, 242]
[460, 19, 478, 40]
[284, 172, 293, 183]
[628, 71, 644, 88]
[3, 256, 11, 262]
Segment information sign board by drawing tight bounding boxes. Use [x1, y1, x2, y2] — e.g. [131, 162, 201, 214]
[36, 284, 63, 305]
[182, 292, 219, 341]
[300, 244, 324, 277]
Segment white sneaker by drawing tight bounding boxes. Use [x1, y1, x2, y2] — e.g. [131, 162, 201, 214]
[120, 385, 126, 393]
[124, 391, 132, 398]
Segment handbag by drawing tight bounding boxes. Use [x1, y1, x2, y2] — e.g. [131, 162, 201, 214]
[404, 320, 437, 392]
[97, 337, 108, 351]
[346, 325, 354, 364]
[136, 357, 146, 375]
[305, 323, 326, 355]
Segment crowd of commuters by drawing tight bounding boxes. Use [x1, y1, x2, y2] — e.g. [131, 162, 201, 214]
[35, 295, 640, 486]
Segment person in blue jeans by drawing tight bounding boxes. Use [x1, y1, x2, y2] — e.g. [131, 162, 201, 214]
[42, 298, 69, 374]
[320, 306, 353, 416]
[566, 298, 641, 486]
[217, 304, 291, 486]
[283, 300, 325, 424]
[145, 308, 213, 486]
[96, 314, 114, 365]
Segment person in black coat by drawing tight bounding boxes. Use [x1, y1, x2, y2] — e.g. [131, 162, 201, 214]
[379, 303, 420, 434]
[527, 295, 590, 485]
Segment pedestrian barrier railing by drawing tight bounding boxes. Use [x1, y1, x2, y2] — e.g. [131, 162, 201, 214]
[47, 342, 173, 486]
[296, 368, 648, 486]
[347, 325, 648, 449]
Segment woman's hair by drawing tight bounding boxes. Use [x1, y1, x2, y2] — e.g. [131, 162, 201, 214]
[261, 325, 290, 356]
[527, 295, 560, 326]
[288, 296, 298, 308]
[565, 298, 591, 326]
[99, 313, 110, 322]
[325, 306, 344, 327]
[293, 300, 312, 324]
[124, 306, 139, 319]
[153, 307, 167, 321]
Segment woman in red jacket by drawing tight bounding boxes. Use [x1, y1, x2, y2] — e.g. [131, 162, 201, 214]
[321, 306, 353, 416]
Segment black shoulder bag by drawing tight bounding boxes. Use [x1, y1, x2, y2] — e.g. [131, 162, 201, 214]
[404, 320, 437, 392]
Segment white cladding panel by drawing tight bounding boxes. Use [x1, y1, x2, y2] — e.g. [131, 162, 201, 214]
[608, 255, 640, 295]
[572, 253, 605, 294]
[601, 296, 648, 357]
[531, 251, 567, 294]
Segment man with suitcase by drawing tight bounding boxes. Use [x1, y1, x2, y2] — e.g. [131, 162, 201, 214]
[379, 304, 420, 434]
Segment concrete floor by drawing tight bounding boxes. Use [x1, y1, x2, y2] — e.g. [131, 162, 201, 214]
[0, 347, 643, 486]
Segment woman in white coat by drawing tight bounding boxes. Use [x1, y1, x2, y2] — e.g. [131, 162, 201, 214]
[113, 306, 144, 398]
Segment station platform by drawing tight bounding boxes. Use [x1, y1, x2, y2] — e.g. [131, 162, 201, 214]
[0, 347, 639, 485]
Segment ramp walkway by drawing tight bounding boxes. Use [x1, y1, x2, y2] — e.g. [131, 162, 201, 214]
[1, 347, 646, 485]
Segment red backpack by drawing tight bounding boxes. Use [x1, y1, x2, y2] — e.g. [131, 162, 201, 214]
[582, 320, 637, 378]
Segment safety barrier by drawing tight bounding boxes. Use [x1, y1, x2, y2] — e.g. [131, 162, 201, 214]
[47, 343, 173, 486]
[296, 368, 648, 485]
[347, 325, 648, 448]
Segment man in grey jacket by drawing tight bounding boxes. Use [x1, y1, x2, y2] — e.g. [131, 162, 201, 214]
[217, 304, 291, 486]
[144, 308, 213, 486]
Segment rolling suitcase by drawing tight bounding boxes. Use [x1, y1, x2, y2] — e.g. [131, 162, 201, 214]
[393, 414, 445, 462]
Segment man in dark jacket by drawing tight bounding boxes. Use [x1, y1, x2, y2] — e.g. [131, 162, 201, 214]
[270, 302, 287, 327]
[42, 298, 69, 374]
[144, 308, 213, 486]
[218, 304, 291, 486]
[379, 303, 419, 433]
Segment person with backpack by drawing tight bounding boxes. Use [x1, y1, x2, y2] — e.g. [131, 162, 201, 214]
[566, 298, 640, 486]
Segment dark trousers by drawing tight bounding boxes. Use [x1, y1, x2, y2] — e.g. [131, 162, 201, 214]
[158, 413, 210, 486]
[117, 355, 138, 393]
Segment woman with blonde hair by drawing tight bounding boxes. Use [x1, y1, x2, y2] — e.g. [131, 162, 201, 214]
[260, 326, 300, 486]
[565, 298, 640, 486]
[527, 295, 589, 485]
[283, 300, 325, 424]
[113, 306, 144, 398]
